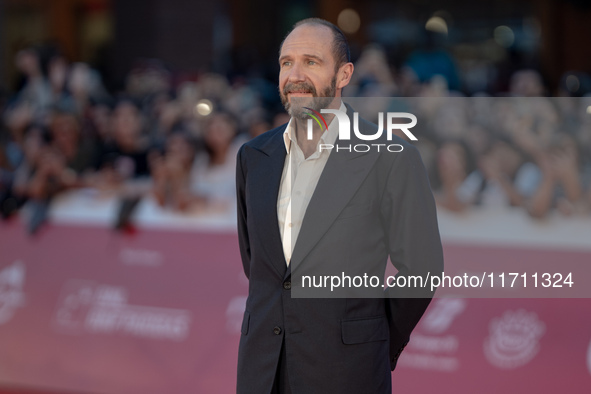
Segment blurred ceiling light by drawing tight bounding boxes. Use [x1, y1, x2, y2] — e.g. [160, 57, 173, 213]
[494, 26, 514, 48]
[337, 9, 361, 34]
[433, 10, 453, 28]
[425, 16, 448, 35]
[586, 105, 591, 114]
[433, 10, 452, 20]
[195, 99, 213, 116]
[565, 75, 580, 93]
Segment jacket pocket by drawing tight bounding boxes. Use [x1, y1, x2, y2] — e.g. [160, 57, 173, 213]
[341, 315, 388, 344]
[241, 310, 250, 335]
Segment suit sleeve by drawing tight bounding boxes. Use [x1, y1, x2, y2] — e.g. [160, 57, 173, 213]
[236, 145, 251, 280]
[381, 144, 444, 370]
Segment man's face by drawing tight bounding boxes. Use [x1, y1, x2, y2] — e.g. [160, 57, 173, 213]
[279, 25, 339, 120]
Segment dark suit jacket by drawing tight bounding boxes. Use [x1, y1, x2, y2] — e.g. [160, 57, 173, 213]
[236, 105, 444, 394]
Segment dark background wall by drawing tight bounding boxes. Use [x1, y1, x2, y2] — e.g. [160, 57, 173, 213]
[1, 0, 591, 94]
[109, 0, 217, 88]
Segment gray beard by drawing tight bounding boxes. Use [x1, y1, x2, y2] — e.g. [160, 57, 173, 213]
[280, 76, 337, 120]
[287, 95, 335, 120]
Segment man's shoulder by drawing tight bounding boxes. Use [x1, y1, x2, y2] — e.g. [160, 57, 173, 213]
[240, 123, 287, 152]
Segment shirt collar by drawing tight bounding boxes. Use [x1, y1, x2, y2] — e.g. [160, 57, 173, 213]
[283, 101, 346, 154]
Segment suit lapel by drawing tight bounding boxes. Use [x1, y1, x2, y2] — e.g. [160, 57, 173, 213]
[289, 106, 380, 272]
[250, 126, 289, 276]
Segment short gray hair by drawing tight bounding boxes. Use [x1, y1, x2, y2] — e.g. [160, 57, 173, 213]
[280, 18, 351, 70]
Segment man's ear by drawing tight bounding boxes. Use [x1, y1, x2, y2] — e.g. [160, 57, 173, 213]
[337, 62, 354, 89]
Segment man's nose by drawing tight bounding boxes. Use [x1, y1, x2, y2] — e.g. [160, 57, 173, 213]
[287, 62, 305, 83]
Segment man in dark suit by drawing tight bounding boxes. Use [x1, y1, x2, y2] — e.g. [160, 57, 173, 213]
[236, 18, 443, 393]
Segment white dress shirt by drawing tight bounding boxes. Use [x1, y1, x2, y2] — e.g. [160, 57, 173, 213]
[277, 101, 345, 265]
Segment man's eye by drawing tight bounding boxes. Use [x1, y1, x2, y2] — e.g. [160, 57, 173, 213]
[308, 61, 316, 65]
[282, 61, 291, 67]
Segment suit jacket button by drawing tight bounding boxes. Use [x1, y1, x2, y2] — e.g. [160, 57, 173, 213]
[273, 326, 282, 335]
[283, 281, 291, 290]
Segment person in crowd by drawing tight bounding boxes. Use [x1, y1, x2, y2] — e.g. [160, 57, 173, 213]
[405, 30, 461, 92]
[47, 54, 71, 107]
[144, 91, 181, 146]
[86, 98, 114, 150]
[527, 134, 587, 218]
[435, 140, 476, 212]
[12, 110, 95, 232]
[11, 125, 45, 203]
[150, 131, 196, 211]
[348, 44, 397, 97]
[125, 59, 172, 102]
[0, 103, 26, 218]
[188, 111, 239, 211]
[94, 99, 151, 187]
[2, 40, 590, 225]
[239, 106, 271, 140]
[476, 139, 536, 207]
[13, 46, 52, 119]
[148, 111, 238, 214]
[436, 135, 540, 212]
[67, 62, 109, 117]
[94, 98, 156, 230]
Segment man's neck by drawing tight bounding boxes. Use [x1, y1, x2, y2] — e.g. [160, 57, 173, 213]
[292, 98, 342, 159]
[292, 120, 320, 159]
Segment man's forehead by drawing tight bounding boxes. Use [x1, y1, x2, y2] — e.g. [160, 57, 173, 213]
[280, 24, 333, 57]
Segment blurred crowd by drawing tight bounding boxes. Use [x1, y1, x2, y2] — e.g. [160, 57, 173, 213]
[0, 44, 590, 234]
[406, 91, 591, 219]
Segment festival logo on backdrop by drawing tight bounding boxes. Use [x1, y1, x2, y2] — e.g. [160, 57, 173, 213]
[398, 298, 467, 372]
[421, 298, 467, 334]
[225, 295, 247, 334]
[0, 261, 26, 325]
[225, 270, 249, 334]
[53, 280, 191, 341]
[484, 309, 545, 369]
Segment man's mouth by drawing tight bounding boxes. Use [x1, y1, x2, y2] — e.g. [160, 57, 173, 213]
[288, 91, 312, 96]
[284, 83, 316, 98]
